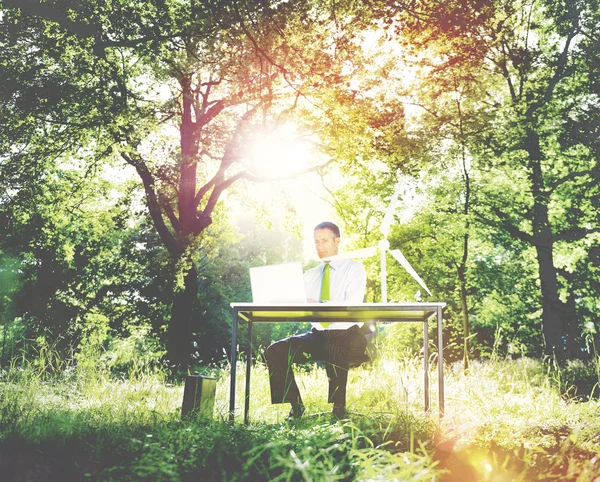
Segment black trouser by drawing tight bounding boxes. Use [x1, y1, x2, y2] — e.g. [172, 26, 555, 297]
[265, 325, 367, 408]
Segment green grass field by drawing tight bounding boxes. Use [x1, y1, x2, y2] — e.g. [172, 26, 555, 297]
[1, 353, 599, 481]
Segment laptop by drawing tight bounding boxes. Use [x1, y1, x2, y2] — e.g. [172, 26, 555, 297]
[249, 262, 307, 303]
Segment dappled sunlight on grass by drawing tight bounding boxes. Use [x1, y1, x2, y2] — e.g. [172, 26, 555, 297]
[0, 365, 182, 441]
[222, 356, 430, 424]
[441, 358, 594, 450]
[221, 355, 600, 453]
[431, 358, 600, 481]
[2, 355, 600, 480]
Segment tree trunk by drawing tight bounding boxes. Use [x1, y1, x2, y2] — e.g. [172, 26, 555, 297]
[458, 269, 470, 370]
[535, 242, 565, 358]
[458, 144, 471, 371]
[563, 290, 581, 359]
[526, 128, 565, 359]
[163, 75, 202, 373]
[179, 76, 198, 237]
[166, 263, 199, 371]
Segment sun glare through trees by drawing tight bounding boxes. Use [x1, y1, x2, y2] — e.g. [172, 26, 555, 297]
[1, 0, 599, 480]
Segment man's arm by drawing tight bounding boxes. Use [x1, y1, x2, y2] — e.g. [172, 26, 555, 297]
[344, 262, 367, 303]
[303, 266, 320, 303]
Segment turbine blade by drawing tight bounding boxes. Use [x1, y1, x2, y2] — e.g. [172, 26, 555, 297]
[388, 249, 432, 296]
[380, 181, 402, 238]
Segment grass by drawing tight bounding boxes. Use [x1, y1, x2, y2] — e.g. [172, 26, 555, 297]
[1, 352, 600, 481]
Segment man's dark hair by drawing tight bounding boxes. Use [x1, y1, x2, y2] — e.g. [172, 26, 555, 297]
[314, 221, 341, 238]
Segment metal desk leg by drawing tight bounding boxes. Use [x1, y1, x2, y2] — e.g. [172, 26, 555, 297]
[437, 306, 445, 417]
[229, 309, 238, 421]
[423, 318, 429, 413]
[244, 321, 252, 424]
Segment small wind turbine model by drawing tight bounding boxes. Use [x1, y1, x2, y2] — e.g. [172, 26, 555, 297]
[343, 180, 432, 303]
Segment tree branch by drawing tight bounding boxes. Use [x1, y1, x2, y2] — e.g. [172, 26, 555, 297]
[553, 226, 600, 243]
[194, 179, 217, 210]
[234, 5, 288, 77]
[5, 0, 178, 57]
[201, 158, 335, 231]
[241, 159, 335, 183]
[117, 146, 181, 256]
[550, 168, 600, 191]
[193, 104, 261, 210]
[203, 172, 247, 217]
[197, 99, 225, 127]
[158, 192, 180, 233]
[543, 17, 579, 105]
[526, 9, 579, 117]
[477, 205, 536, 245]
[233, 4, 332, 118]
[496, 41, 517, 101]
[4, 0, 100, 39]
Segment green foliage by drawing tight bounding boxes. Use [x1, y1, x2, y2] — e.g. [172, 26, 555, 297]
[1, 0, 599, 381]
[548, 355, 600, 402]
[0, 159, 173, 354]
[0, 252, 23, 363]
[74, 311, 166, 380]
[3, 351, 600, 480]
[375, 323, 429, 359]
[101, 325, 167, 379]
[75, 311, 110, 368]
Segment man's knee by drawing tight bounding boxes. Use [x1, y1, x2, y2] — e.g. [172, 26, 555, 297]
[265, 340, 289, 365]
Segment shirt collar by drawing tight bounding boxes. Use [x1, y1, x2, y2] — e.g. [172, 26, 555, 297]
[322, 257, 346, 271]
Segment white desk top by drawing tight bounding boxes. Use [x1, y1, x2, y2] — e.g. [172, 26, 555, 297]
[230, 302, 446, 323]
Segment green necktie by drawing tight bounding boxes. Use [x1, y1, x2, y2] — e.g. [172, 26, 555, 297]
[320, 263, 330, 301]
[320, 264, 331, 328]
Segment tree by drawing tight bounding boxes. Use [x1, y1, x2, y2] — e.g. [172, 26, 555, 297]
[361, 0, 600, 359]
[388, 50, 494, 368]
[2, 0, 391, 369]
[472, 0, 600, 358]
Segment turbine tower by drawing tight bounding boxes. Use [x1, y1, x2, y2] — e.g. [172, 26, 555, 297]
[343, 179, 431, 302]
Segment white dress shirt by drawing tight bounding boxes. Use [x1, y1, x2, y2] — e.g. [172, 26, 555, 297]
[303, 257, 367, 330]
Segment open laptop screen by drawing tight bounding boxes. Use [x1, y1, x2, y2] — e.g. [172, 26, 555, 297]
[249, 262, 307, 304]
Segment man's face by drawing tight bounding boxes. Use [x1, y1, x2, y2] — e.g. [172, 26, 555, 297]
[314, 228, 340, 260]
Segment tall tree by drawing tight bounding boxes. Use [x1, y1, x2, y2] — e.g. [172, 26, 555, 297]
[1, 0, 384, 369]
[364, 0, 600, 358]
[473, 0, 600, 358]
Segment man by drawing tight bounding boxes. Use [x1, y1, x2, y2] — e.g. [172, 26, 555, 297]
[265, 221, 367, 419]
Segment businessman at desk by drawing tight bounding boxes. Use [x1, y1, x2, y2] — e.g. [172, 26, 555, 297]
[265, 221, 367, 419]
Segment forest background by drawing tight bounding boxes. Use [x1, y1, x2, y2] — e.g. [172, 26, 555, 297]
[2, 0, 600, 480]
[1, 0, 598, 372]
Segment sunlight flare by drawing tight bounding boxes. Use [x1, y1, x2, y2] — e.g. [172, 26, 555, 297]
[247, 123, 316, 180]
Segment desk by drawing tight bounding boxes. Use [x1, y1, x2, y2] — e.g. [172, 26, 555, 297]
[229, 302, 446, 423]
